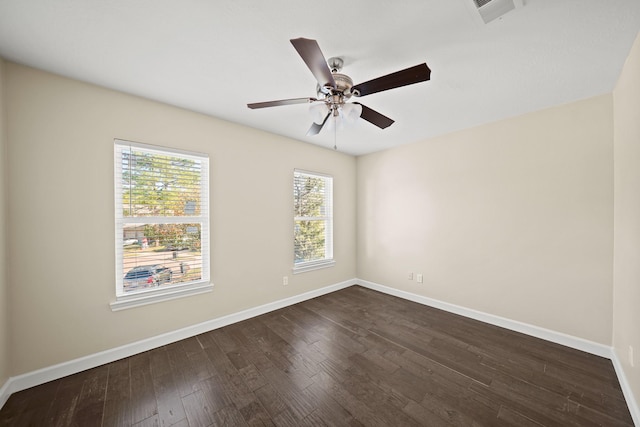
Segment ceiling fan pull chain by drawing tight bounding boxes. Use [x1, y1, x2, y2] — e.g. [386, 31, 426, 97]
[334, 115, 338, 150]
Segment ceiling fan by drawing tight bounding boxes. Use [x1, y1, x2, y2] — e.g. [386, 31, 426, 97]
[247, 38, 431, 136]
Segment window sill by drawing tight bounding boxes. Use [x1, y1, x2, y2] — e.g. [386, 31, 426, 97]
[292, 260, 335, 274]
[110, 281, 213, 311]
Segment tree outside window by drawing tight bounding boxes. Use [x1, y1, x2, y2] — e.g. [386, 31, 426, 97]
[294, 170, 333, 270]
[115, 140, 210, 298]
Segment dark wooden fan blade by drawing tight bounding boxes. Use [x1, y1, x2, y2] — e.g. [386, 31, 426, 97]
[306, 112, 331, 136]
[351, 63, 431, 97]
[247, 97, 317, 109]
[353, 102, 394, 129]
[290, 38, 336, 90]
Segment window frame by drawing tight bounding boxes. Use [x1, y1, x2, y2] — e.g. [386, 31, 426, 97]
[111, 139, 212, 311]
[293, 169, 335, 274]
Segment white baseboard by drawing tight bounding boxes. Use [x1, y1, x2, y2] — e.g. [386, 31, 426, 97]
[356, 280, 612, 357]
[0, 378, 10, 411]
[611, 348, 640, 426]
[0, 279, 355, 408]
[2, 277, 638, 425]
[357, 280, 640, 423]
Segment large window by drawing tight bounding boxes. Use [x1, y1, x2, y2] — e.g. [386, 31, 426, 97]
[112, 140, 211, 310]
[293, 169, 334, 273]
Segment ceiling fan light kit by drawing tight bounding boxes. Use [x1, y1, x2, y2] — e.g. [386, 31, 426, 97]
[247, 37, 431, 145]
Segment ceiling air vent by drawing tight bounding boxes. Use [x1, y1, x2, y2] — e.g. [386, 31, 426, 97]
[473, 0, 519, 23]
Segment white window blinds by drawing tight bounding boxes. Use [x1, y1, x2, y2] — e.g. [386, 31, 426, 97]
[114, 140, 210, 301]
[293, 169, 333, 271]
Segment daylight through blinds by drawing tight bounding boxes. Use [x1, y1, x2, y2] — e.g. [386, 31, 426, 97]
[122, 148, 202, 217]
[115, 140, 209, 295]
[293, 170, 333, 266]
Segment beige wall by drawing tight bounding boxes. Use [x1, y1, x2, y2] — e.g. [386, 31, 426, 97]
[4, 63, 357, 375]
[357, 95, 614, 344]
[0, 58, 8, 387]
[613, 31, 640, 407]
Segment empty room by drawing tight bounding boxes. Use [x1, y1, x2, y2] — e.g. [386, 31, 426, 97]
[0, 1, 640, 426]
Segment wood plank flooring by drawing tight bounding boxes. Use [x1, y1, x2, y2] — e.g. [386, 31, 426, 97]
[0, 286, 633, 426]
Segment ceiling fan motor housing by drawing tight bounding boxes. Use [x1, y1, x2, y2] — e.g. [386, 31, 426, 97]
[318, 72, 354, 101]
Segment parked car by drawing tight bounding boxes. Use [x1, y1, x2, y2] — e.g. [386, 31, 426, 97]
[123, 238, 139, 246]
[123, 265, 172, 289]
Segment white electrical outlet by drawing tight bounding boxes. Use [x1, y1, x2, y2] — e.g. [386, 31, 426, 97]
[416, 273, 424, 283]
[630, 345, 635, 367]
[283, 276, 289, 286]
[408, 272, 414, 280]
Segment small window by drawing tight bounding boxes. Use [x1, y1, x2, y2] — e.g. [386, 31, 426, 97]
[293, 169, 334, 273]
[112, 140, 211, 310]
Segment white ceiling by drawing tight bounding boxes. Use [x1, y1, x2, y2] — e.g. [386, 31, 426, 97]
[1, 0, 639, 156]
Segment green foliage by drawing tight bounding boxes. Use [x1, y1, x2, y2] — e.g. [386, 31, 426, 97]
[294, 174, 327, 263]
[294, 220, 326, 263]
[143, 223, 201, 250]
[122, 150, 201, 217]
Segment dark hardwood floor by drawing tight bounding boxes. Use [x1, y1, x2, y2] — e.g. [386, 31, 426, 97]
[0, 286, 634, 426]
